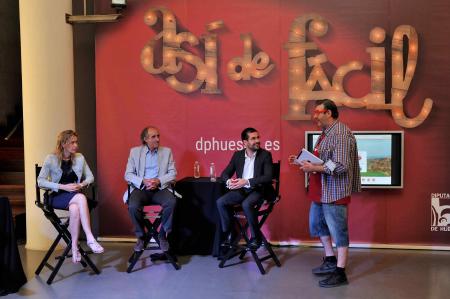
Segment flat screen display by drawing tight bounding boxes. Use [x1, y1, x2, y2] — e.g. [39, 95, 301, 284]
[305, 131, 404, 188]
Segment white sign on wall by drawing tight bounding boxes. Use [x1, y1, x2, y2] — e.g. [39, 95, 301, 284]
[431, 193, 450, 232]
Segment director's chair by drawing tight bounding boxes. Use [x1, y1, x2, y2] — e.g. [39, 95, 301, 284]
[126, 184, 181, 273]
[218, 161, 282, 274]
[34, 164, 100, 284]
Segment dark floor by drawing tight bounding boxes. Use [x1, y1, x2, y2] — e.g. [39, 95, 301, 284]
[8, 242, 450, 299]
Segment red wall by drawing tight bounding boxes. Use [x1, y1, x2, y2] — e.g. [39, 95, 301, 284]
[95, 0, 450, 245]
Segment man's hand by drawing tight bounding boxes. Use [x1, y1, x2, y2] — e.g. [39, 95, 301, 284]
[59, 183, 82, 192]
[300, 161, 322, 173]
[228, 178, 248, 190]
[149, 178, 160, 189]
[143, 178, 160, 190]
[288, 154, 299, 165]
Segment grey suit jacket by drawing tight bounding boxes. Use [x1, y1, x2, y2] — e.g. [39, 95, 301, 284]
[123, 145, 177, 203]
[37, 153, 94, 192]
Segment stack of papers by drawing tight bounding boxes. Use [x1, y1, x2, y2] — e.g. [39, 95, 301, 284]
[294, 148, 324, 164]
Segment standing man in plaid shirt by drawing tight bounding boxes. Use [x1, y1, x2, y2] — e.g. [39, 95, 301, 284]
[289, 99, 361, 288]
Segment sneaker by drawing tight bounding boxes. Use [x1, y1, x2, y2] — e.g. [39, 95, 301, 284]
[312, 257, 337, 275]
[159, 233, 170, 252]
[319, 270, 348, 288]
[134, 238, 145, 252]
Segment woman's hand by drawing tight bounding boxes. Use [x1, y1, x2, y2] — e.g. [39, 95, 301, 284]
[59, 183, 82, 192]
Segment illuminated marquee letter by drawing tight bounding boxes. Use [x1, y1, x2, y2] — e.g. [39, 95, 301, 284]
[365, 27, 386, 109]
[283, 14, 433, 128]
[140, 7, 222, 94]
[227, 33, 274, 81]
[283, 14, 329, 120]
[390, 25, 433, 128]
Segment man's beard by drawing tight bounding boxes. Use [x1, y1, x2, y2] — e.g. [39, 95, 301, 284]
[250, 143, 260, 151]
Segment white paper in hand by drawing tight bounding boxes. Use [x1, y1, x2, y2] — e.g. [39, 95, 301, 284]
[295, 148, 324, 164]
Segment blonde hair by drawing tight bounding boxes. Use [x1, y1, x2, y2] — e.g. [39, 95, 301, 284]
[55, 130, 78, 162]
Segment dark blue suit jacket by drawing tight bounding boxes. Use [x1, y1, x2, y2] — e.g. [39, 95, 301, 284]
[220, 148, 276, 201]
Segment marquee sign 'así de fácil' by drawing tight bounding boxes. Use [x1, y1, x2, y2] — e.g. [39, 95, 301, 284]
[140, 7, 433, 128]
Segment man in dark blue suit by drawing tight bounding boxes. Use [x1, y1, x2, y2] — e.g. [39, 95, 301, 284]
[217, 127, 275, 250]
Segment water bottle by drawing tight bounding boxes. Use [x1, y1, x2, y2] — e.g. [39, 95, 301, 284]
[193, 161, 200, 178]
[209, 162, 216, 182]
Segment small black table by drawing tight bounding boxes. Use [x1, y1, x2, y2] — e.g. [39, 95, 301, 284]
[171, 177, 226, 256]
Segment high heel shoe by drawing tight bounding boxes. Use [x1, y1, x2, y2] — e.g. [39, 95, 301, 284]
[72, 247, 81, 263]
[87, 240, 104, 254]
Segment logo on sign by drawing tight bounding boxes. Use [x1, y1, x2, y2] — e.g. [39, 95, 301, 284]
[431, 193, 450, 232]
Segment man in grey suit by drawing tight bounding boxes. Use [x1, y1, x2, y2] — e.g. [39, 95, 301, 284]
[124, 126, 177, 252]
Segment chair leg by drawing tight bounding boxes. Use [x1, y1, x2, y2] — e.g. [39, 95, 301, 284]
[238, 250, 247, 260]
[127, 232, 156, 273]
[238, 223, 250, 260]
[79, 247, 101, 274]
[46, 245, 71, 284]
[127, 217, 181, 273]
[127, 236, 149, 273]
[165, 251, 181, 270]
[218, 233, 244, 268]
[153, 231, 180, 270]
[218, 211, 282, 275]
[249, 250, 266, 275]
[262, 238, 281, 267]
[127, 250, 145, 273]
[151, 233, 181, 270]
[36, 219, 71, 276]
[36, 215, 101, 283]
[35, 233, 63, 275]
[79, 259, 88, 268]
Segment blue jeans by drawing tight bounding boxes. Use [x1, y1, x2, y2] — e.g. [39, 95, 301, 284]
[309, 202, 349, 247]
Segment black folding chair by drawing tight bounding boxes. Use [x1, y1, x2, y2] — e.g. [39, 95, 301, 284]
[126, 184, 180, 273]
[219, 161, 282, 274]
[34, 164, 100, 284]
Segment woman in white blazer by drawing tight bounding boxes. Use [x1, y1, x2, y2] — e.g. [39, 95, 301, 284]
[38, 130, 104, 263]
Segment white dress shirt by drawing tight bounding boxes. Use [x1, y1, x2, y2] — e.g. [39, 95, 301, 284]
[242, 150, 257, 188]
[225, 150, 257, 189]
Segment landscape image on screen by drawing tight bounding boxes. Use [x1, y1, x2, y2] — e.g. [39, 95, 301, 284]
[355, 134, 392, 185]
[312, 134, 392, 185]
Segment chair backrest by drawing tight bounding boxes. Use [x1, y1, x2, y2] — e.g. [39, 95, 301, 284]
[35, 164, 44, 208]
[35, 164, 53, 210]
[271, 161, 281, 202]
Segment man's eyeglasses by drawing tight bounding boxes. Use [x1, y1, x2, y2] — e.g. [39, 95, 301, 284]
[313, 109, 328, 115]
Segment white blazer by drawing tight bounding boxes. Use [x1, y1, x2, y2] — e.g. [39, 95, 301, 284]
[37, 153, 94, 192]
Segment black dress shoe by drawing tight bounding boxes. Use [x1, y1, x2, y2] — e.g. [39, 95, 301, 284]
[150, 252, 168, 261]
[221, 231, 238, 247]
[134, 238, 145, 252]
[247, 238, 262, 251]
[319, 270, 348, 288]
[312, 257, 337, 275]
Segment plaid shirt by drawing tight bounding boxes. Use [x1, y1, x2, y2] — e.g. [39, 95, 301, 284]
[316, 120, 361, 203]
